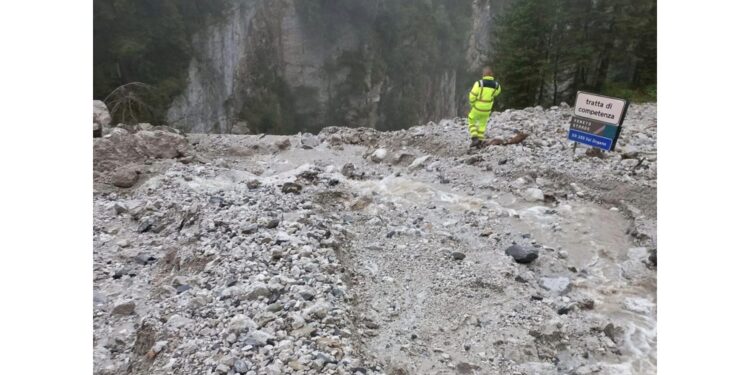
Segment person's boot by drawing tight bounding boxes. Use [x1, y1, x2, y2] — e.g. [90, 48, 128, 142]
[470, 137, 480, 149]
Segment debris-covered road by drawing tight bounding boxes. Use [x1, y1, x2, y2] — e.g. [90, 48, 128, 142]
[93, 103, 656, 374]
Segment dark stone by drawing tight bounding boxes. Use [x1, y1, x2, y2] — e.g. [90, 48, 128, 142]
[452, 252, 466, 261]
[299, 290, 315, 301]
[578, 298, 595, 310]
[341, 163, 356, 178]
[456, 362, 479, 374]
[175, 285, 191, 294]
[133, 253, 156, 265]
[531, 295, 543, 301]
[265, 219, 280, 229]
[604, 323, 623, 344]
[275, 138, 291, 150]
[282, 182, 302, 194]
[505, 245, 539, 264]
[648, 248, 657, 267]
[246, 179, 261, 190]
[557, 305, 572, 315]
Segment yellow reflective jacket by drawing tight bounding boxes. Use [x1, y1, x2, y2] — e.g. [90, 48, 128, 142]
[469, 76, 501, 112]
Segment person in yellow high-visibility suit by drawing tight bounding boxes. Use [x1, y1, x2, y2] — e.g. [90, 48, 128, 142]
[467, 67, 501, 148]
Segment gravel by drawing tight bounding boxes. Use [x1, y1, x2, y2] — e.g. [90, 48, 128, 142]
[93, 103, 657, 375]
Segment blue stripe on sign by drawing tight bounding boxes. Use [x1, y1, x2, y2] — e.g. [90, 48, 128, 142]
[568, 129, 613, 150]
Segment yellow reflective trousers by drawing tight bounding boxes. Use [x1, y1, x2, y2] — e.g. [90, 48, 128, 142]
[468, 109, 490, 140]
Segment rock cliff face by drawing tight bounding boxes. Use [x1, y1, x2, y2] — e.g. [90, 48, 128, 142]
[167, 0, 496, 134]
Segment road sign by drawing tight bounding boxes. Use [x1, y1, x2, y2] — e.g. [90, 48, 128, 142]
[567, 91, 629, 151]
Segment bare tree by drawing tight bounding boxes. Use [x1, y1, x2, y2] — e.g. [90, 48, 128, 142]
[103, 82, 155, 125]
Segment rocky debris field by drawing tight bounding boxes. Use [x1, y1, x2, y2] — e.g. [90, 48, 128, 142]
[93, 103, 657, 374]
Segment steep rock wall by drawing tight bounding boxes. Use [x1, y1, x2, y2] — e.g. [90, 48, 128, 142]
[168, 0, 495, 134]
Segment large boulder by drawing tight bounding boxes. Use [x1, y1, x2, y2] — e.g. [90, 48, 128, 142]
[300, 133, 320, 149]
[93, 128, 190, 173]
[370, 148, 388, 163]
[111, 165, 140, 188]
[93, 100, 111, 138]
[93, 100, 111, 127]
[522, 188, 545, 202]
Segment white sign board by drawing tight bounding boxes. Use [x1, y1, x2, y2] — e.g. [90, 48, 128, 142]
[574, 92, 627, 125]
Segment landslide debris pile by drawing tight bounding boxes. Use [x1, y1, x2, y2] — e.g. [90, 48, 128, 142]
[93, 102, 657, 375]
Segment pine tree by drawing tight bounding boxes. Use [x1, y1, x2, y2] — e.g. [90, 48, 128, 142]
[489, 0, 555, 109]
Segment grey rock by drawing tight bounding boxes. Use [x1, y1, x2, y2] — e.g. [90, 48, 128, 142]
[234, 359, 249, 374]
[522, 187, 545, 202]
[136, 217, 155, 233]
[270, 247, 283, 260]
[111, 301, 136, 316]
[247, 282, 270, 299]
[604, 323, 624, 344]
[240, 223, 259, 234]
[249, 329, 274, 345]
[133, 253, 156, 265]
[111, 166, 139, 188]
[113, 203, 129, 215]
[227, 314, 257, 334]
[265, 218, 280, 229]
[93, 129, 189, 174]
[341, 163, 356, 178]
[408, 155, 431, 170]
[540, 277, 571, 294]
[505, 245, 539, 264]
[296, 286, 315, 301]
[371, 148, 388, 163]
[165, 314, 192, 330]
[303, 302, 331, 320]
[93, 100, 112, 128]
[451, 252, 466, 261]
[275, 138, 291, 150]
[301, 133, 320, 149]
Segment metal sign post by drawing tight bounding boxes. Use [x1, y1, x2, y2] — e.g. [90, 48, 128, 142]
[567, 91, 629, 152]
